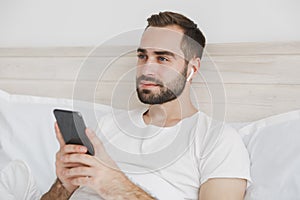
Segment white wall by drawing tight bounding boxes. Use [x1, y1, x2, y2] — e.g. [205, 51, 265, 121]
[0, 0, 299, 47]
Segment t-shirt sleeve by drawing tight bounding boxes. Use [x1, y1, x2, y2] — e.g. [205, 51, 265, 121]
[199, 125, 251, 185]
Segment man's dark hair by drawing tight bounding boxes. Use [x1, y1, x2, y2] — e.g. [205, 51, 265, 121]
[146, 11, 206, 61]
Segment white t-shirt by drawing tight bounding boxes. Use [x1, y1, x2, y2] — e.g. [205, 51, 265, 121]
[76, 108, 251, 199]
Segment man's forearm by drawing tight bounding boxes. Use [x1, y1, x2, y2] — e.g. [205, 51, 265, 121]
[40, 179, 72, 200]
[98, 173, 156, 200]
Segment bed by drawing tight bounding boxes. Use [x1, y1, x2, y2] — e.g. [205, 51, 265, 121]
[0, 42, 300, 199]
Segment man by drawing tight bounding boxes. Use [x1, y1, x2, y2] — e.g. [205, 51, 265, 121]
[42, 11, 251, 199]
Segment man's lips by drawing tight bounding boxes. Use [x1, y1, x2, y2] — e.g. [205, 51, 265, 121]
[139, 81, 161, 88]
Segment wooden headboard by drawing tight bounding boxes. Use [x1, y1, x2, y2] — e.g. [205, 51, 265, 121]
[1, 42, 299, 122]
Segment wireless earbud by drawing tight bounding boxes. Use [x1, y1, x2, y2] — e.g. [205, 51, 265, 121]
[186, 69, 194, 82]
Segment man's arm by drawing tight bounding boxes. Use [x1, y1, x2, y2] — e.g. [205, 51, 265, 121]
[41, 176, 155, 200]
[198, 178, 247, 200]
[71, 170, 156, 200]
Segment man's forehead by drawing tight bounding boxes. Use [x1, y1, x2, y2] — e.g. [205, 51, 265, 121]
[139, 26, 185, 58]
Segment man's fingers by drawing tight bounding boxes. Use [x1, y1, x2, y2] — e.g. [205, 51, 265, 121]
[71, 176, 92, 186]
[58, 162, 85, 169]
[60, 144, 87, 155]
[62, 153, 96, 167]
[55, 122, 65, 147]
[64, 166, 94, 178]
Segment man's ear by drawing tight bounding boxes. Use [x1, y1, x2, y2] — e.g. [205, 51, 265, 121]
[189, 57, 201, 73]
[187, 57, 201, 82]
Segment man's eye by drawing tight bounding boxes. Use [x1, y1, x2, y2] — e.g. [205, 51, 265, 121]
[137, 54, 146, 59]
[158, 57, 168, 62]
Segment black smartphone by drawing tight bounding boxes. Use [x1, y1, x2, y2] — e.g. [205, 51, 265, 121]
[53, 109, 95, 155]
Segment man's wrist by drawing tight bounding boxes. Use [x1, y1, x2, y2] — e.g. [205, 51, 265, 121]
[41, 178, 73, 200]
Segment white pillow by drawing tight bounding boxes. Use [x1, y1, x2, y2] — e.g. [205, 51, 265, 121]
[0, 160, 42, 200]
[0, 89, 111, 194]
[238, 110, 300, 200]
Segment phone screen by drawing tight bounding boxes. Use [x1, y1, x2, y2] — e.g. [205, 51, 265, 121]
[53, 109, 95, 155]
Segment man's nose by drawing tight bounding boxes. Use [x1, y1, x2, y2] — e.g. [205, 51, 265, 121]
[139, 59, 159, 76]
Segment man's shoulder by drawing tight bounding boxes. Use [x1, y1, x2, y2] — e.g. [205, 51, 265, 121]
[193, 115, 246, 157]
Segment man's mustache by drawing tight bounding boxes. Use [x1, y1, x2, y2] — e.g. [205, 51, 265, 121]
[136, 75, 164, 87]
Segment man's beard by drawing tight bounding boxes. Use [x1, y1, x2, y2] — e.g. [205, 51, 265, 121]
[136, 66, 187, 104]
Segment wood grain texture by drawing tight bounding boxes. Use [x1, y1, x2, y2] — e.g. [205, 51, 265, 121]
[1, 42, 299, 122]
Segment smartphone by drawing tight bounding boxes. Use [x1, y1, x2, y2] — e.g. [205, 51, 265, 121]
[53, 109, 95, 155]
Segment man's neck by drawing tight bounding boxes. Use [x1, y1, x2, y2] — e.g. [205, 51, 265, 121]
[143, 97, 198, 127]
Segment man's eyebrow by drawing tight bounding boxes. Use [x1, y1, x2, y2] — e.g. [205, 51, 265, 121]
[137, 48, 146, 53]
[137, 48, 176, 59]
[153, 51, 176, 58]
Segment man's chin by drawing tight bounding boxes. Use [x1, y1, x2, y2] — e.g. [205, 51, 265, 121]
[137, 94, 177, 105]
[137, 94, 158, 105]
[136, 88, 178, 105]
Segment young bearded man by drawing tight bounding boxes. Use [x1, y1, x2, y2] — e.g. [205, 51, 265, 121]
[42, 11, 251, 200]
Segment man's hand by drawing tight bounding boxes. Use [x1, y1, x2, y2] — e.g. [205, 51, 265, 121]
[41, 123, 87, 199]
[61, 128, 119, 191]
[54, 122, 87, 194]
[61, 128, 155, 199]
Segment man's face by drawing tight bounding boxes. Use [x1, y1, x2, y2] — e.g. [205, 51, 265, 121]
[136, 26, 188, 104]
